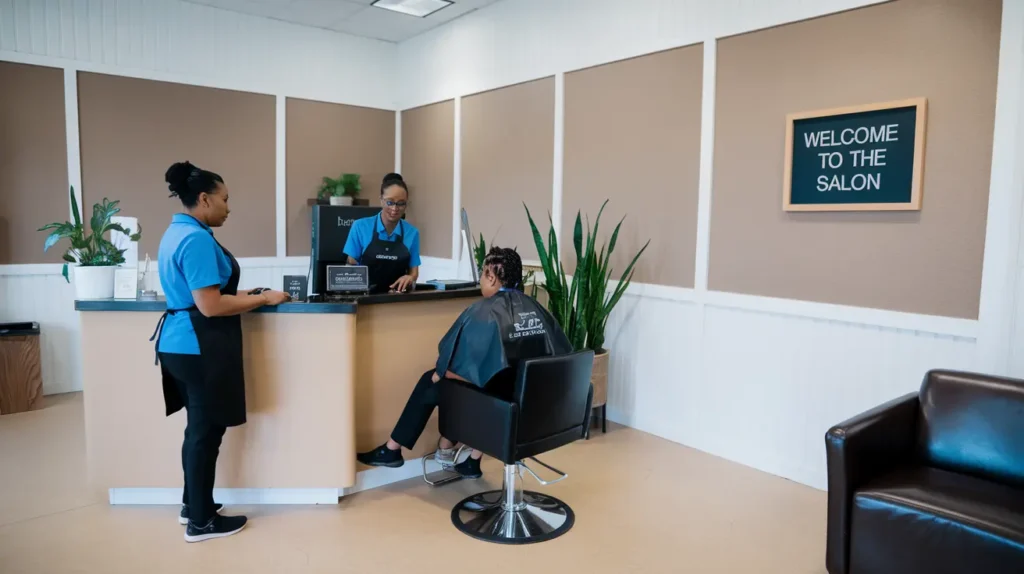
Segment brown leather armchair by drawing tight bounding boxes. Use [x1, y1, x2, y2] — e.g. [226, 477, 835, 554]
[825, 370, 1024, 574]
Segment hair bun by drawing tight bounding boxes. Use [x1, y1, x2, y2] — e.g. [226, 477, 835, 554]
[165, 161, 195, 195]
[383, 172, 404, 184]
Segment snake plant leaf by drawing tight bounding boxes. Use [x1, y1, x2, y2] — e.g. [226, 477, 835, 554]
[70, 186, 81, 228]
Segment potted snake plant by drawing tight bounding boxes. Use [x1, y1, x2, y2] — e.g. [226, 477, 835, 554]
[525, 200, 648, 422]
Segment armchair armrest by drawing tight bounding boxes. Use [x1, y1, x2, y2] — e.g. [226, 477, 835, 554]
[438, 380, 518, 464]
[825, 391, 919, 574]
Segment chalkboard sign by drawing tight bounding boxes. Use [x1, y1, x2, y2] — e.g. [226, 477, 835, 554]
[784, 98, 927, 212]
[283, 275, 308, 302]
[326, 265, 369, 293]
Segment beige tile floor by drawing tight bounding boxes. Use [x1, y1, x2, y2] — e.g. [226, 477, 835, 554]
[0, 393, 827, 573]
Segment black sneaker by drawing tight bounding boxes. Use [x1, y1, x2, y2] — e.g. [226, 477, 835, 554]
[184, 515, 248, 543]
[179, 503, 223, 525]
[454, 457, 482, 479]
[357, 444, 405, 468]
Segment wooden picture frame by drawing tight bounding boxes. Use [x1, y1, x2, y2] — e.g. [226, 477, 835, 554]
[783, 97, 927, 212]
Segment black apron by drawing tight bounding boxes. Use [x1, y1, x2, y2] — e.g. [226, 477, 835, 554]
[150, 240, 247, 427]
[363, 218, 412, 294]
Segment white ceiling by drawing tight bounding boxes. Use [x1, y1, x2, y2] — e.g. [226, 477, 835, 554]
[182, 0, 500, 43]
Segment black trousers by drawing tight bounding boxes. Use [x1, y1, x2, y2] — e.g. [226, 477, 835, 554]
[390, 369, 514, 450]
[159, 353, 227, 525]
[391, 370, 447, 449]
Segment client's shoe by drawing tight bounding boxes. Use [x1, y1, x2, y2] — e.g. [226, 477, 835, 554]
[453, 457, 482, 479]
[357, 444, 405, 468]
[434, 446, 456, 467]
[184, 515, 248, 543]
[179, 503, 223, 525]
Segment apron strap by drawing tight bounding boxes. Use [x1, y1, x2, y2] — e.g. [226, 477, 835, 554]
[149, 308, 189, 365]
[149, 311, 169, 365]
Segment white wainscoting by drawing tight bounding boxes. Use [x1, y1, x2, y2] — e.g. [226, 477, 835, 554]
[0, 272, 82, 396]
[603, 291, 978, 491]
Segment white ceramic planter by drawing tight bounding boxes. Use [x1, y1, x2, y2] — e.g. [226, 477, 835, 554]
[329, 196, 353, 206]
[74, 266, 116, 300]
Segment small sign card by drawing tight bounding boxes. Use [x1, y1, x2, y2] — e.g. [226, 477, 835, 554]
[113, 268, 138, 299]
[283, 275, 308, 302]
[326, 265, 369, 293]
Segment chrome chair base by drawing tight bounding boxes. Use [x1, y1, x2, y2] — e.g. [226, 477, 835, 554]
[451, 489, 575, 544]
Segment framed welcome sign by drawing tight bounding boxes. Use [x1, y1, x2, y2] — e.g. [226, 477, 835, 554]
[783, 98, 928, 212]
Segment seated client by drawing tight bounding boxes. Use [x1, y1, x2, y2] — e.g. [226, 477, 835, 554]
[357, 247, 573, 478]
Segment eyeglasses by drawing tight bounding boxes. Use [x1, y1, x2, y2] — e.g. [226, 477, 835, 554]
[383, 200, 408, 208]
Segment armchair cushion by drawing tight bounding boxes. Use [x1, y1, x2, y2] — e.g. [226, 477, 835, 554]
[918, 370, 1024, 488]
[849, 466, 1024, 574]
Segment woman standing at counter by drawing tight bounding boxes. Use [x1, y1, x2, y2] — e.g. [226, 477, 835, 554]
[343, 173, 421, 294]
[151, 161, 289, 543]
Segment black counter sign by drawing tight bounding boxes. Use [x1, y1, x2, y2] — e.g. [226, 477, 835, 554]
[784, 98, 927, 212]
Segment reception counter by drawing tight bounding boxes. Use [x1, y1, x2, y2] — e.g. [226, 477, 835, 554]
[75, 287, 481, 505]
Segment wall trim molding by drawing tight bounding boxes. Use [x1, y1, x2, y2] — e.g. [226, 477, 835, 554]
[0, 51, 397, 112]
[0, 258, 979, 340]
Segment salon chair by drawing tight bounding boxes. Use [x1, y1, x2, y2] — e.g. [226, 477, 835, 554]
[826, 370, 1024, 574]
[436, 350, 594, 544]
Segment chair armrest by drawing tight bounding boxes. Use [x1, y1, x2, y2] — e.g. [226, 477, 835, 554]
[438, 380, 518, 464]
[825, 391, 919, 574]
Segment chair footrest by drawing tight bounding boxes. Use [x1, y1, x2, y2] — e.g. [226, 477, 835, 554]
[422, 453, 465, 487]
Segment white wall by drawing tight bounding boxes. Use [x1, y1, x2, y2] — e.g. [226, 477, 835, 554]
[397, 0, 1024, 490]
[0, 0, 398, 107]
[0, 0, 403, 395]
[397, 0, 887, 109]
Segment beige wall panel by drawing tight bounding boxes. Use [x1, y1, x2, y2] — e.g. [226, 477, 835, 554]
[400, 100, 455, 259]
[563, 45, 703, 287]
[0, 62, 69, 264]
[461, 77, 555, 261]
[709, 0, 1001, 319]
[77, 73, 276, 258]
[286, 98, 395, 256]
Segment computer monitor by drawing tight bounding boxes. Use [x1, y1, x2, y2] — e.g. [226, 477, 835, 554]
[310, 205, 382, 295]
[461, 208, 480, 284]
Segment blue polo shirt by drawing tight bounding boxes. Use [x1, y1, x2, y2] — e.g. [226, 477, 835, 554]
[343, 215, 422, 267]
[157, 214, 234, 355]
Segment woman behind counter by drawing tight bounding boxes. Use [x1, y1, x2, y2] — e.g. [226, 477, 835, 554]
[151, 161, 290, 543]
[343, 173, 421, 294]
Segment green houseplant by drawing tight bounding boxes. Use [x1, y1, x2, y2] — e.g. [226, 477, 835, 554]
[525, 200, 648, 418]
[38, 186, 142, 299]
[318, 173, 361, 206]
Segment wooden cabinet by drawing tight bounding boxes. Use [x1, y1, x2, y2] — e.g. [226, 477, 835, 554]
[0, 323, 43, 415]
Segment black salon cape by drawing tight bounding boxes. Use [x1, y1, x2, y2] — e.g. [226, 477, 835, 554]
[435, 290, 573, 389]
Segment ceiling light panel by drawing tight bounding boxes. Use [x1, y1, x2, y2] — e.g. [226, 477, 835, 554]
[371, 0, 453, 18]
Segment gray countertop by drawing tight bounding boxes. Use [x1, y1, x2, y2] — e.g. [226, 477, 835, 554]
[74, 287, 482, 314]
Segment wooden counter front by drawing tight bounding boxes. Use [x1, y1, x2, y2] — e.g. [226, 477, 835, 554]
[80, 312, 357, 495]
[76, 290, 479, 503]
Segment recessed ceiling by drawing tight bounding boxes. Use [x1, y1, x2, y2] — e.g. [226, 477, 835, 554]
[181, 0, 501, 43]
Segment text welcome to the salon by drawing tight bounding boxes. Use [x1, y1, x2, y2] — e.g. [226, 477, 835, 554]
[788, 104, 919, 208]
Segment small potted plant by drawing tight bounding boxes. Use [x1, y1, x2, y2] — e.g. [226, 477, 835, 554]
[38, 186, 142, 300]
[318, 173, 361, 206]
